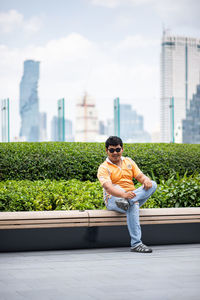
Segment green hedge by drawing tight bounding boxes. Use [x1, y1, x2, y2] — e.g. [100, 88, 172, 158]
[0, 179, 104, 212]
[143, 173, 200, 208]
[0, 142, 200, 182]
[0, 174, 200, 212]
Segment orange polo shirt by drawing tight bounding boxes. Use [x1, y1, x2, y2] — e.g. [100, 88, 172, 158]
[97, 156, 142, 192]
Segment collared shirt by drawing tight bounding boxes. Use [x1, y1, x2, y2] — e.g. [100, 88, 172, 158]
[97, 156, 142, 195]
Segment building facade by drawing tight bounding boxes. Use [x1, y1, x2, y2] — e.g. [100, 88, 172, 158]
[75, 92, 98, 142]
[39, 112, 47, 141]
[51, 116, 74, 142]
[160, 32, 200, 143]
[19, 60, 40, 142]
[120, 104, 151, 143]
[51, 116, 58, 141]
[182, 85, 200, 143]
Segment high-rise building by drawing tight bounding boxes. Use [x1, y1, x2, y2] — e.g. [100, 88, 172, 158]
[106, 119, 114, 137]
[99, 120, 106, 135]
[51, 116, 74, 142]
[39, 112, 47, 141]
[160, 32, 200, 143]
[182, 85, 200, 143]
[19, 60, 40, 142]
[1, 98, 10, 142]
[51, 116, 58, 141]
[75, 92, 98, 142]
[65, 119, 74, 142]
[120, 104, 151, 143]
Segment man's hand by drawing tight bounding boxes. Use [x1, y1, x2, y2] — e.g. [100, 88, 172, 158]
[103, 182, 136, 199]
[142, 178, 152, 190]
[136, 173, 152, 190]
[123, 191, 136, 199]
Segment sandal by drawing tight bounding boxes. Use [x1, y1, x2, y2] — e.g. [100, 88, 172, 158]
[131, 243, 153, 253]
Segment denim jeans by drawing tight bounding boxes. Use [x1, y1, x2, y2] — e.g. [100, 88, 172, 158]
[106, 181, 157, 248]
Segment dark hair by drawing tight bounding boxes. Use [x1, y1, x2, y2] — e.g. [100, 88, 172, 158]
[105, 136, 123, 149]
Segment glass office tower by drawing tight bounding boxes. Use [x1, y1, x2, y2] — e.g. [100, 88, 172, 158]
[160, 32, 200, 142]
[19, 60, 40, 142]
[120, 104, 151, 143]
[182, 84, 200, 144]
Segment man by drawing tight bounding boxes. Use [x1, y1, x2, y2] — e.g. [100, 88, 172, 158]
[97, 136, 157, 253]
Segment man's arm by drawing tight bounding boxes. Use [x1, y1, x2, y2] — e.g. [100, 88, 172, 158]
[103, 182, 136, 199]
[136, 173, 152, 190]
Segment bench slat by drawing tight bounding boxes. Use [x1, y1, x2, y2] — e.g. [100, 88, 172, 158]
[0, 218, 88, 225]
[89, 218, 200, 227]
[141, 219, 200, 225]
[0, 210, 89, 220]
[88, 215, 200, 222]
[141, 215, 200, 220]
[0, 222, 89, 229]
[139, 207, 200, 216]
[87, 207, 200, 217]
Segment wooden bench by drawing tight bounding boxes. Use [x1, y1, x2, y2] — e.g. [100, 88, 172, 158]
[1, 208, 200, 252]
[1, 207, 200, 230]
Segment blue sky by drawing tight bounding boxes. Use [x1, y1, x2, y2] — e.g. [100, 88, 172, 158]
[0, 0, 200, 140]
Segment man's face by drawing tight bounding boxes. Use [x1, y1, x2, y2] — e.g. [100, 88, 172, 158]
[106, 144, 123, 164]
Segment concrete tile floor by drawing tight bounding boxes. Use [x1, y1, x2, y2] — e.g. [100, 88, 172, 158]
[0, 244, 200, 300]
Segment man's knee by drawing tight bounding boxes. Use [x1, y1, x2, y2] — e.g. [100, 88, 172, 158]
[151, 180, 157, 191]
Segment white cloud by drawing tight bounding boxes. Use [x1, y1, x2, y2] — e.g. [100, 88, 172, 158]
[115, 35, 159, 50]
[90, 0, 200, 29]
[0, 10, 23, 33]
[24, 16, 43, 34]
[154, 0, 200, 28]
[90, 0, 195, 8]
[90, 0, 119, 8]
[90, 0, 151, 7]
[33, 33, 96, 62]
[0, 9, 42, 34]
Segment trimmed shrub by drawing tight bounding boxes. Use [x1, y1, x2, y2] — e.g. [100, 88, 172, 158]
[0, 179, 104, 212]
[142, 173, 200, 208]
[0, 174, 200, 212]
[0, 142, 200, 182]
[0, 142, 105, 181]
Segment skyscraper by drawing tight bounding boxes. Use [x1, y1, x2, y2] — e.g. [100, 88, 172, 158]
[160, 32, 200, 143]
[51, 116, 58, 141]
[19, 60, 40, 142]
[120, 104, 151, 143]
[75, 92, 98, 142]
[39, 112, 47, 141]
[51, 116, 74, 142]
[182, 84, 200, 144]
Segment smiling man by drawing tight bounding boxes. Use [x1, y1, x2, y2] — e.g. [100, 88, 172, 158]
[97, 136, 157, 253]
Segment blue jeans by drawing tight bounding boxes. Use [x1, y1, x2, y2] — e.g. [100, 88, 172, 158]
[106, 181, 157, 248]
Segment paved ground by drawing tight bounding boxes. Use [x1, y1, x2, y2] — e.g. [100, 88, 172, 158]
[0, 244, 200, 300]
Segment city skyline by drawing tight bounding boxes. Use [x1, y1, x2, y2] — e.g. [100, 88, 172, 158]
[0, 0, 200, 141]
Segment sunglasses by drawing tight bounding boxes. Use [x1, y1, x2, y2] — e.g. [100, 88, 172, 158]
[108, 147, 122, 153]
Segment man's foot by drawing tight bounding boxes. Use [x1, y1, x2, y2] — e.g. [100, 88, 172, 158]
[131, 243, 153, 253]
[115, 198, 129, 211]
